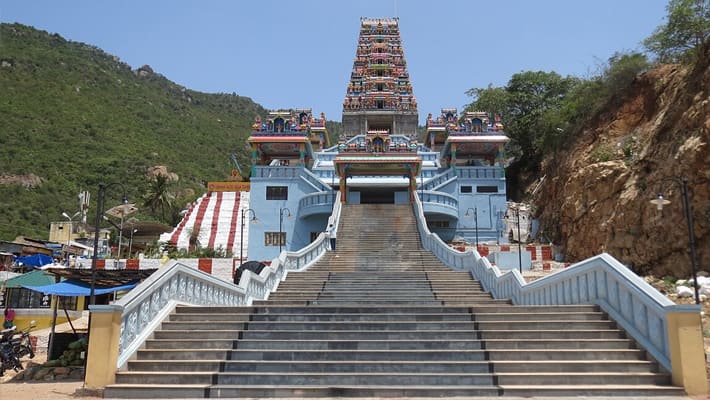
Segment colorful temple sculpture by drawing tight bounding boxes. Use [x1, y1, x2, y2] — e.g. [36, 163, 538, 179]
[161, 17, 511, 262]
[342, 17, 418, 137]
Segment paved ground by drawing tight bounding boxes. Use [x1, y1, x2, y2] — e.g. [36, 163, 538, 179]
[0, 381, 698, 400]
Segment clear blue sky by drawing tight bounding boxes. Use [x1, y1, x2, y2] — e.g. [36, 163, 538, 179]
[1, 0, 668, 124]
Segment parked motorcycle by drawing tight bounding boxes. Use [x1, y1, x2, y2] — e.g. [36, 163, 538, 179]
[0, 320, 36, 376]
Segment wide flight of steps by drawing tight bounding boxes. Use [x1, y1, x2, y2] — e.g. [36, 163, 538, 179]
[105, 204, 684, 398]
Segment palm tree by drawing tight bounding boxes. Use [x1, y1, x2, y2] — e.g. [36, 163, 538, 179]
[143, 174, 175, 222]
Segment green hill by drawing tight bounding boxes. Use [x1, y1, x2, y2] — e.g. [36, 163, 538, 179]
[0, 23, 268, 240]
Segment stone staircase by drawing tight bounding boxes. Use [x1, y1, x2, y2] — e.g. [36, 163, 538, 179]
[105, 204, 684, 398]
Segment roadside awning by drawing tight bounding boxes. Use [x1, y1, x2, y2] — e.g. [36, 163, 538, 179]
[3, 270, 56, 288]
[23, 279, 137, 296]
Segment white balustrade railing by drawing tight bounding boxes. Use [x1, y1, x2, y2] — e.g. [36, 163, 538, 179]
[299, 168, 332, 192]
[423, 167, 455, 190]
[252, 166, 299, 178]
[97, 193, 342, 369]
[411, 195, 698, 373]
[455, 166, 505, 179]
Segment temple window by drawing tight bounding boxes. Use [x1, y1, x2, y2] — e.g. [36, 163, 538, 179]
[266, 186, 288, 200]
[427, 220, 450, 229]
[264, 232, 286, 247]
[377, 83, 384, 91]
[460, 186, 473, 193]
[477, 185, 499, 193]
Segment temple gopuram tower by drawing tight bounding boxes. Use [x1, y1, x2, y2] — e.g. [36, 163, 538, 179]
[342, 17, 418, 137]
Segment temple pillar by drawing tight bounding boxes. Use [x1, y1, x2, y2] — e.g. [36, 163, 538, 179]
[299, 143, 305, 165]
[451, 143, 457, 170]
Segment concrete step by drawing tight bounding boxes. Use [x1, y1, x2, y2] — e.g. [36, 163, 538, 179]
[239, 329, 483, 340]
[104, 383, 504, 398]
[114, 371, 497, 386]
[176, 305, 480, 314]
[224, 321, 479, 330]
[479, 329, 626, 340]
[474, 312, 607, 321]
[254, 299, 511, 306]
[143, 338, 635, 351]
[499, 385, 684, 397]
[129, 348, 650, 362]
[226, 349, 490, 361]
[241, 313, 478, 322]
[494, 372, 671, 386]
[144, 339, 486, 351]
[125, 359, 660, 374]
[114, 370, 672, 387]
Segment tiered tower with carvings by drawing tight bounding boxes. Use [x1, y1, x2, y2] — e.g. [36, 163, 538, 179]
[342, 17, 418, 137]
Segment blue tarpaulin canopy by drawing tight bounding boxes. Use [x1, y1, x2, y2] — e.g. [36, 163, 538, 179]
[15, 254, 53, 268]
[23, 280, 137, 296]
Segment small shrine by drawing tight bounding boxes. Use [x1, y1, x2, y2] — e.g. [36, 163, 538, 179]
[426, 108, 509, 169]
[247, 109, 329, 172]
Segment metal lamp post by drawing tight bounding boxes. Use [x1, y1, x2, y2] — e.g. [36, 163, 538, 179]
[279, 207, 291, 253]
[90, 183, 128, 306]
[650, 176, 701, 305]
[464, 207, 479, 247]
[240, 208, 256, 264]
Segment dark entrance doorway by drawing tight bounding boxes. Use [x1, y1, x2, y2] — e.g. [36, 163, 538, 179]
[360, 188, 395, 204]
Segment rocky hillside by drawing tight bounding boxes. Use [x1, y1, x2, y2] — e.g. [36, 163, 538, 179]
[533, 54, 709, 277]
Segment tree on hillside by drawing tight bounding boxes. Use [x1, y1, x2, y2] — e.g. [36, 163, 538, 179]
[465, 71, 578, 170]
[143, 174, 175, 222]
[644, 0, 710, 63]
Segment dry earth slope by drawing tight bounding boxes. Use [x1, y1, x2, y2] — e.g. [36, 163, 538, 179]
[533, 56, 709, 278]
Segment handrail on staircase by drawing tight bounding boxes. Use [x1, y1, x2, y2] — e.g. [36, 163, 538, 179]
[94, 259, 287, 369]
[299, 167, 332, 192]
[411, 195, 701, 376]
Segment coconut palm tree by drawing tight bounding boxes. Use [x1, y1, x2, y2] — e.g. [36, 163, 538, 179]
[143, 174, 175, 222]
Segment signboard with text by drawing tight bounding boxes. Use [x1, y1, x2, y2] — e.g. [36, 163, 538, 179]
[207, 181, 251, 192]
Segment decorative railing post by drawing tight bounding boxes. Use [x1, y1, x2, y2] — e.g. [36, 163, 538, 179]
[666, 304, 708, 396]
[84, 304, 123, 388]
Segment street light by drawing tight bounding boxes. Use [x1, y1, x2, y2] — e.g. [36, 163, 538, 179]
[240, 208, 256, 264]
[505, 207, 523, 274]
[90, 183, 128, 306]
[650, 176, 700, 305]
[127, 228, 138, 259]
[279, 207, 292, 253]
[105, 203, 138, 260]
[465, 207, 478, 247]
